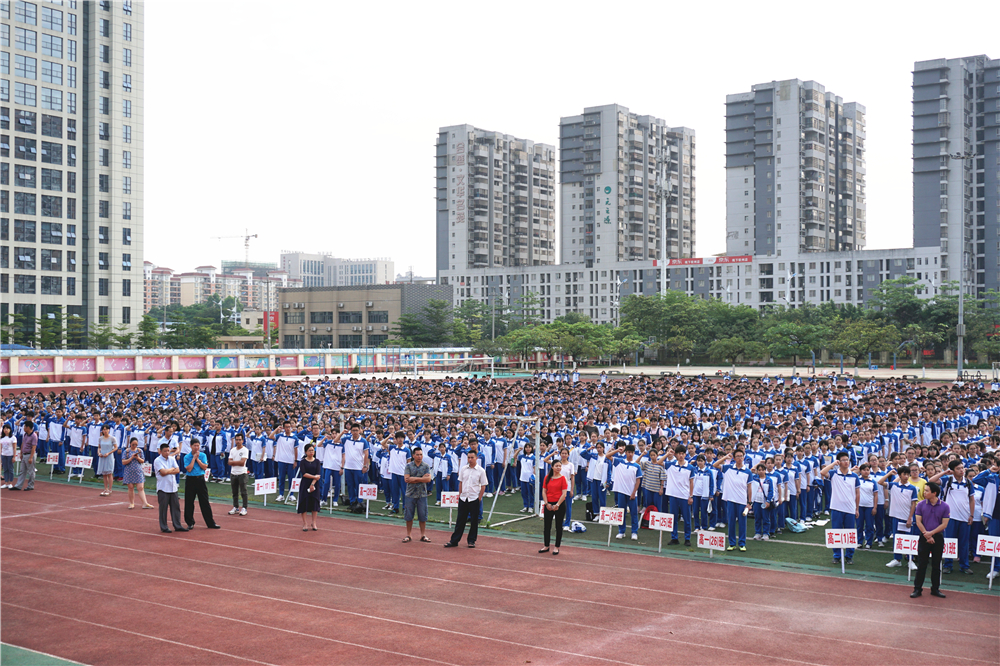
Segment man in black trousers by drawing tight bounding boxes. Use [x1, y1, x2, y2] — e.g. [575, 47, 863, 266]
[445, 451, 487, 548]
[183, 438, 221, 530]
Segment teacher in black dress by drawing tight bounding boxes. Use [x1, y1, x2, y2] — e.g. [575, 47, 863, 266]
[297, 443, 322, 531]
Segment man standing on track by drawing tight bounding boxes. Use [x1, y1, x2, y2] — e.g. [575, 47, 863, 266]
[911, 481, 950, 598]
[154, 443, 188, 533]
[342, 422, 370, 513]
[10, 421, 37, 491]
[228, 433, 250, 516]
[403, 447, 432, 543]
[183, 438, 221, 530]
[445, 451, 487, 548]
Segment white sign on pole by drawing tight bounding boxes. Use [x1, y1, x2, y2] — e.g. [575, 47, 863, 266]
[141, 463, 152, 477]
[46, 452, 60, 465]
[290, 478, 301, 493]
[599, 507, 625, 546]
[825, 528, 859, 573]
[441, 491, 459, 527]
[893, 533, 920, 582]
[254, 477, 277, 506]
[976, 535, 1000, 590]
[647, 511, 674, 553]
[696, 530, 727, 558]
[942, 537, 959, 560]
[358, 484, 378, 518]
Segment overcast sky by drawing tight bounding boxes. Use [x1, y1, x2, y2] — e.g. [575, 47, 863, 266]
[144, 0, 998, 277]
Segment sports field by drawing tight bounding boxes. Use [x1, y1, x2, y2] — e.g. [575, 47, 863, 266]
[2, 478, 997, 666]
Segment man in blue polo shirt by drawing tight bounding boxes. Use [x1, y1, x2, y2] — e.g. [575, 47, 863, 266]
[610, 443, 643, 541]
[715, 449, 753, 551]
[821, 451, 861, 565]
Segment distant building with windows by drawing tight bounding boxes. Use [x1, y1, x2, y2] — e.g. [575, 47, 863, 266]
[277, 283, 452, 349]
[279, 251, 393, 288]
[142, 261, 300, 314]
[2, 0, 145, 341]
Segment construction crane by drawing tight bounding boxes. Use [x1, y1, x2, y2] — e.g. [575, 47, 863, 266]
[212, 229, 258, 266]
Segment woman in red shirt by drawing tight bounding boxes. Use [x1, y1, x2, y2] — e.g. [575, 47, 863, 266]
[540, 461, 569, 555]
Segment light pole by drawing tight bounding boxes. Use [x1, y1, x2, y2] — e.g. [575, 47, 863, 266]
[950, 150, 976, 380]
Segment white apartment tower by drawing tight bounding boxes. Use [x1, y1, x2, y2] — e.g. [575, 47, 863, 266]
[436, 124, 556, 276]
[725, 80, 866, 257]
[559, 104, 696, 267]
[2, 0, 144, 344]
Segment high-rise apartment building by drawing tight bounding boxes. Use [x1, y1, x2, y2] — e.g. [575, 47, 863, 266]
[142, 261, 298, 314]
[279, 251, 393, 287]
[1, 0, 143, 344]
[912, 55, 999, 297]
[435, 124, 555, 275]
[559, 104, 696, 267]
[725, 80, 866, 257]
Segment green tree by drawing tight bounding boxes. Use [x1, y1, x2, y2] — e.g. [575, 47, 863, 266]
[38, 311, 64, 349]
[113, 322, 135, 349]
[420, 299, 454, 346]
[665, 335, 694, 364]
[868, 276, 925, 329]
[137, 314, 161, 349]
[763, 321, 831, 367]
[65, 314, 87, 349]
[89, 322, 116, 350]
[830, 320, 900, 366]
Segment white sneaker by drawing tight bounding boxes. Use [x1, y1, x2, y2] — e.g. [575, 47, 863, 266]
[630, 533, 638, 541]
[228, 507, 239, 515]
[275, 495, 284, 502]
[886, 560, 902, 568]
[225, 477, 231, 483]
[527, 508, 534, 514]
[435, 501, 441, 506]
[762, 534, 769, 541]
[485, 493, 493, 498]
[615, 533, 624, 539]
[753, 534, 762, 541]
[707, 526, 715, 531]
[332, 502, 338, 507]
[239, 508, 247, 516]
[288, 495, 296, 503]
[908, 560, 918, 571]
[987, 571, 999, 581]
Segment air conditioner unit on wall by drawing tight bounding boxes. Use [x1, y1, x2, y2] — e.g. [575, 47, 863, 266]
[326, 327, 332, 332]
[283, 303, 290, 309]
[338, 303, 345, 308]
[311, 327, 317, 332]
[366, 326, 373, 331]
[299, 326, 305, 332]
[381, 326, 388, 331]
[366, 301, 373, 307]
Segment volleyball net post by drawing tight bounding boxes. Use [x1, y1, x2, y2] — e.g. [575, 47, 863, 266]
[324, 408, 542, 520]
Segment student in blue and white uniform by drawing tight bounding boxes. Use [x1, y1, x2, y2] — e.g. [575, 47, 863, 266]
[610, 443, 643, 540]
[880, 466, 920, 569]
[856, 463, 878, 549]
[663, 445, 695, 545]
[692, 454, 715, 531]
[750, 463, 775, 540]
[936, 460, 975, 574]
[273, 422, 299, 502]
[820, 452, 860, 565]
[714, 449, 753, 551]
[580, 435, 609, 514]
[517, 442, 537, 513]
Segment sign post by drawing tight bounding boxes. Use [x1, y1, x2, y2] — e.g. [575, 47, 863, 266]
[941, 537, 958, 573]
[893, 533, 919, 582]
[440, 491, 459, 527]
[647, 511, 674, 553]
[65, 455, 93, 485]
[825, 528, 859, 574]
[46, 452, 60, 479]
[598, 507, 625, 546]
[254, 477, 277, 506]
[358, 484, 378, 519]
[696, 530, 727, 559]
[141, 462, 153, 478]
[976, 535, 1000, 590]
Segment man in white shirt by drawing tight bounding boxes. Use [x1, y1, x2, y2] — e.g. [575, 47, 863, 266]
[445, 451, 487, 549]
[341, 423, 370, 511]
[273, 422, 299, 503]
[228, 433, 250, 516]
[820, 451, 861, 565]
[714, 449, 753, 551]
[153, 443, 187, 533]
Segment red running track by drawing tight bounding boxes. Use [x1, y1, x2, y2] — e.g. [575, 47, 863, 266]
[2, 482, 997, 666]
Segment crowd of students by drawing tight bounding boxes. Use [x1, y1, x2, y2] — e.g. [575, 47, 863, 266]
[1, 371, 998, 580]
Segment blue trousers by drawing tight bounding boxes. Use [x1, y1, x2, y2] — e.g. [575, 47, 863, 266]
[112, 448, 123, 478]
[642, 489, 663, 513]
[943, 520, 970, 571]
[563, 496, 573, 527]
[988, 517, 1000, 571]
[787, 494, 798, 521]
[857, 506, 875, 546]
[614, 492, 639, 535]
[752, 501, 769, 536]
[52, 442, 65, 472]
[321, 469, 341, 502]
[874, 504, 886, 542]
[726, 501, 747, 547]
[390, 473, 405, 511]
[831, 510, 856, 560]
[276, 461, 296, 496]
[485, 465, 496, 494]
[520, 480, 535, 510]
[345, 468, 365, 505]
[670, 496, 692, 540]
[591, 480, 606, 514]
[713, 495, 725, 524]
[822, 479, 832, 512]
[694, 497, 711, 530]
